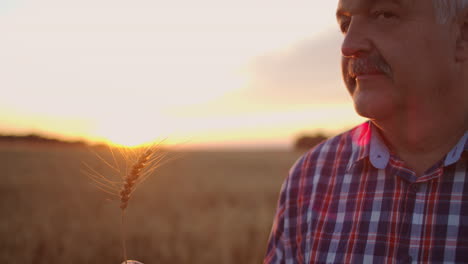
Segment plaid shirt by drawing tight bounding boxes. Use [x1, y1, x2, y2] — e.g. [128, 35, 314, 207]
[265, 121, 468, 264]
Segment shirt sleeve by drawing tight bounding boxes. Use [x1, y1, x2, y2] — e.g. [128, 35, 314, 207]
[263, 180, 287, 264]
[264, 152, 309, 264]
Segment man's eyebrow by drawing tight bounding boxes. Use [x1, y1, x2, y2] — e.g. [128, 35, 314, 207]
[336, 0, 368, 22]
[336, 8, 354, 24]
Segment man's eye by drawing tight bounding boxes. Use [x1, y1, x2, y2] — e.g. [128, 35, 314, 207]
[373, 11, 398, 20]
[340, 21, 350, 33]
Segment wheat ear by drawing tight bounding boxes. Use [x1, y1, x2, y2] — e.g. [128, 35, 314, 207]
[119, 148, 153, 210]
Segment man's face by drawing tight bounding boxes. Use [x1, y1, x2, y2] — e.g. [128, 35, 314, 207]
[337, 0, 459, 121]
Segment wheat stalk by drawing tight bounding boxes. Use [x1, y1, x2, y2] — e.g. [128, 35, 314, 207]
[82, 142, 171, 264]
[119, 148, 157, 264]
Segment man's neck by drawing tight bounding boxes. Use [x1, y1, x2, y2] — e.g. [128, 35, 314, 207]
[372, 111, 468, 177]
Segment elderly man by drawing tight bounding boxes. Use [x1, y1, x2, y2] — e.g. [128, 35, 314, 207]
[264, 0, 468, 263]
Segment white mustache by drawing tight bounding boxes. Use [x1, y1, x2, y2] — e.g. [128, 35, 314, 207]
[347, 56, 392, 78]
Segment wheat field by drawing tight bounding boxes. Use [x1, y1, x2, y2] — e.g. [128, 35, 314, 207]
[0, 144, 303, 263]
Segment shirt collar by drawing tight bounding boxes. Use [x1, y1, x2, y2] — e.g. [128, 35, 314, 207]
[349, 121, 389, 169]
[369, 125, 390, 169]
[349, 121, 468, 170]
[348, 121, 372, 170]
[444, 131, 468, 166]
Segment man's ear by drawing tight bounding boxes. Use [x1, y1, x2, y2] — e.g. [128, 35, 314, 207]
[455, 7, 468, 62]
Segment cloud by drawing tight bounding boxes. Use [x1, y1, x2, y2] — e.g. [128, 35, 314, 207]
[241, 30, 350, 106]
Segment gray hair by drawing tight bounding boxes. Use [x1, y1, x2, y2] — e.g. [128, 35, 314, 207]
[433, 0, 468, 23]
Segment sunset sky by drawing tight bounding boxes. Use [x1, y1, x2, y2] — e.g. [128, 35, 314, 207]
[0, 0, 366, 148]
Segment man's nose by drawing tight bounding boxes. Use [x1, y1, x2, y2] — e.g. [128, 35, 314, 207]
[341, 19, 372, 58]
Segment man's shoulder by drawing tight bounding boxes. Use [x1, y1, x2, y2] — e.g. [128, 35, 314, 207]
[289, 122, 370, 177]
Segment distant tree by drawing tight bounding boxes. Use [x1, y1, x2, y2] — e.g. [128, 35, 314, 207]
[294, 134, 328, 151]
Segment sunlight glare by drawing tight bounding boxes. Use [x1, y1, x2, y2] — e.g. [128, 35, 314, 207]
[94, 110, 170, 147]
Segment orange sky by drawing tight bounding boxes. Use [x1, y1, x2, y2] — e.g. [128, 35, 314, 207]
[0, 0, 366, 148]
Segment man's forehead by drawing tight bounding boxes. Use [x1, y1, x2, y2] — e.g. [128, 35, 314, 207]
[337, 0, 414, 15]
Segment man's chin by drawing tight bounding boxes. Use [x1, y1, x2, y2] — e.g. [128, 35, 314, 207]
[353, 100, 395, 121]
[351, 83, 398, 121]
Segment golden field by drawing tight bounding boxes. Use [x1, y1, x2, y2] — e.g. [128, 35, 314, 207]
[0, 144, 303, 263]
